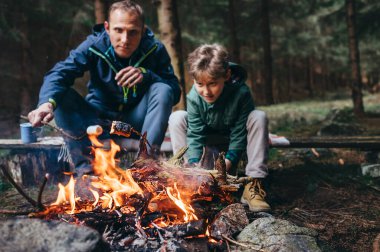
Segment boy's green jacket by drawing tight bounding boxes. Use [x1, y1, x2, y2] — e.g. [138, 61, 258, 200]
[186, 63, 255, 164]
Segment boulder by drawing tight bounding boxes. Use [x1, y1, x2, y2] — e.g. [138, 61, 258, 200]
[0, 218, 108, 252]
[235, 217, 321, 252]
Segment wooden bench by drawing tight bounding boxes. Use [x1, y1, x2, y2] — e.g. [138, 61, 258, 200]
[1, 136, 379, 186]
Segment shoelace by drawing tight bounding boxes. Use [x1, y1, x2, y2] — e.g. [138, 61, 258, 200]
[248, 179, 267, 199]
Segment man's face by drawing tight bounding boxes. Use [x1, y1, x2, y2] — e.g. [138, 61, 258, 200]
[105, 9, 144, 58]
[194, 72, 229, 104]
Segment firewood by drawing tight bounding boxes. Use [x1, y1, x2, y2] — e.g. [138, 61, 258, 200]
[214, 152, 227, 185]
[167, 146, 188, 165]
[146, 219, 207, 238]
[37, 173, 49, 210]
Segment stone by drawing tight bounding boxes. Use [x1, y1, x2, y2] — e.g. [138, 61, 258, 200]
[0, 218, 108, 252]
[209, 203, 249, 240]
[235, 217, 321, 252]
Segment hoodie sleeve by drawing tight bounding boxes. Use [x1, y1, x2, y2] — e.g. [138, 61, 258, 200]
[38, 35, 95, 108]
[227, 87, 255, 160]
[142, 42, 181, 105]
[186, 94, 207, 162]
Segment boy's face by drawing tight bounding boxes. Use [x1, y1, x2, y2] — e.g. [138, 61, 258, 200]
[105, 9, 144, 58]
[194, 71, 230, 104]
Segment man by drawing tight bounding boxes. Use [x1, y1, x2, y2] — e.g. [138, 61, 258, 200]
[28, 0, 180, 173]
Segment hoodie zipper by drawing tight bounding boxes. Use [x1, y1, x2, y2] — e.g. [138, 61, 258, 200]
[88, 44, 158, 110]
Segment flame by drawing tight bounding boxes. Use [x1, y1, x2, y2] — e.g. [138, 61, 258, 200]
[50, 135, 203, 228]
[51, 137, 143, 213]
[51, 175, 76, 214]
[166, 183, 198, 222]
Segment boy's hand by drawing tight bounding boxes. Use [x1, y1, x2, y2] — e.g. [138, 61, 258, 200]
[184, 162, 198, 168]
[225, 159, 232, 172]
[115, 66, 143, 88]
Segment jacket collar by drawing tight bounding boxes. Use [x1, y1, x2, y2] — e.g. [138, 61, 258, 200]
[91, 25, 157, 57]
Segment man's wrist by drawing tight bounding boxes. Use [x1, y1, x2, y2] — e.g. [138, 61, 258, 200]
[48, 98, 56, 109]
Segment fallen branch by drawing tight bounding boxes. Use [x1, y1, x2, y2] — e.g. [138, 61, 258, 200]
[0, 164, 38, 208]
[37, 173, 49, 210]
[221, 234, 264, 252]
[0, 209, 32, 215]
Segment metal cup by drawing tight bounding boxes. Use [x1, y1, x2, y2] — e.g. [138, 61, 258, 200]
[20, 123, 41, 144]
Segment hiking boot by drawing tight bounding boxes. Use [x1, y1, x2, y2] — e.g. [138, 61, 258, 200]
[241, 179, 271, 212]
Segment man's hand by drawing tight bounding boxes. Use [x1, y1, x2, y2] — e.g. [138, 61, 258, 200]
[115, 66, 143, 88]
[28, 102, 54, 127]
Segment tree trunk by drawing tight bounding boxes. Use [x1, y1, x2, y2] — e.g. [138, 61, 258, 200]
[228, 0, 240, 63]
[94, 0, 107, 24]
[19, 13, 34, 117]
[306, 57, 314, 97]
[155, 0, 186, 110]
[345, 0, 365, 116]
[261, 0, 274, 104]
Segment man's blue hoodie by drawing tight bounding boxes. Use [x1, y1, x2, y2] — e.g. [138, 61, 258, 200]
[38, 24, 180, 113]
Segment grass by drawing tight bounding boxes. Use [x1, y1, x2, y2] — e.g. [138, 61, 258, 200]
[258, 91, 380, 136]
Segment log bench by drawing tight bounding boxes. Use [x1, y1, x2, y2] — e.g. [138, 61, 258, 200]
[1, 136, 379, 186]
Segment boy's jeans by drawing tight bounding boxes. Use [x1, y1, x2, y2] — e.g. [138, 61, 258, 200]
[168, 110, 269, 178]
[54, 83, 174, 171]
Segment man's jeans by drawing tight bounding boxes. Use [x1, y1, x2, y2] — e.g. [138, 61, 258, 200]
[168, 110, 269, 178]
[54, 82, 174, 171]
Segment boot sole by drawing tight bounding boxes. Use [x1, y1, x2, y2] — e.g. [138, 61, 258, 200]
[241, 197, 271, 212]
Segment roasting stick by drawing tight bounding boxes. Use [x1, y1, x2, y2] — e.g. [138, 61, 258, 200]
[20, 115, 86, 140]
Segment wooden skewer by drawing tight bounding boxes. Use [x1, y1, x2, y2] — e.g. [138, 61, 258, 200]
[20, 115, 86, 140]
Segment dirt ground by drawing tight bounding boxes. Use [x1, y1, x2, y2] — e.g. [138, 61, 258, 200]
[264, 113, 380, 252]
[266, 147, 380, 252]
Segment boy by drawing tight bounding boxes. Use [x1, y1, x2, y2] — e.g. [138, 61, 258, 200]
[168, 44, 270, 212]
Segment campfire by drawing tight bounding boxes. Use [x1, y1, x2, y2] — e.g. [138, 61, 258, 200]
[4, 122, 252, 251]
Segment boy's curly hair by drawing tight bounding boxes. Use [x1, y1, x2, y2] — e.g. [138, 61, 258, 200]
[188, 44, 229, 80]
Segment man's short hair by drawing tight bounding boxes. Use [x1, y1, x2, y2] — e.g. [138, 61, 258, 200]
[108, 0, 145, 26]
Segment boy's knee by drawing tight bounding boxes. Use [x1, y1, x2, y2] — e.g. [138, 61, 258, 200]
[169, 110, 187, 127]
[247, 110, 268, 128]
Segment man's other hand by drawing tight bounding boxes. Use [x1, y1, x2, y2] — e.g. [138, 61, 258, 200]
[115, 66, 143, 88]
[28, 102, 54, 127]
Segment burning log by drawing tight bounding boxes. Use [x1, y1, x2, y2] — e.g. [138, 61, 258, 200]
[209, 203, 249, 240]
[146, 219, 207, 238]
[214, 152, 227, 185]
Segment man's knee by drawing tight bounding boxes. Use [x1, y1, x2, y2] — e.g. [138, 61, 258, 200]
[148, 82, 174, 108]
[169, 110, 187, 128]
[247, 110, 268, 128]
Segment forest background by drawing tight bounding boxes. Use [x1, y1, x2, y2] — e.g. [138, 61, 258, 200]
[0, 0, 379, 138]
